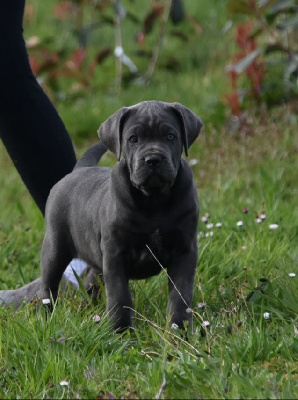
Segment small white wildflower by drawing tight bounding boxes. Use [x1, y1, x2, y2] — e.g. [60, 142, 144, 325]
[256, 217, 262, 223]
[260, 212, 266, 220]
[197, 232, 204, 240]
[186, 307, 192, 314]
[92, 315, 101, 323]
[241, 246, 247, 250]
[263, 312, 270, 320]
[201, 321, 210, 327]
[189, 159, 198, 166]
[60, 381, 70, 387]
[269, 224, 279, 230]
[206, 223, 213, 229]
[237, 221, 243, 227]
[205, 231, 214, 238]
[171, 323, 179, 330]
[42, 298, 51, 305]
[197, 302, 206, 309]
[215, 222, 223, 228]
[289, 273, 296, 278]
[202, 215, 209, 223]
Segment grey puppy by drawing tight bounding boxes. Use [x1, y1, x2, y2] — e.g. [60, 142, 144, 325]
[39, 100, 203, 331]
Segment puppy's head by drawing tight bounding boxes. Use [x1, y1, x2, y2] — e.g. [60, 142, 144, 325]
[98, 101, 203, 196]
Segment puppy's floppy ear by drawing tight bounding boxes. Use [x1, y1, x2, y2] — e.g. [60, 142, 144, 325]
[172, 102, 203, 157]
[97, 107, 131, 160]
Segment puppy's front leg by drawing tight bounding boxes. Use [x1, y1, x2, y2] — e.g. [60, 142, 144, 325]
[103, 252, 134, 331]
[166, 244, 197, 330]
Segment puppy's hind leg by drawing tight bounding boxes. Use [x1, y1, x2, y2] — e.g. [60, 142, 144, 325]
[83, 266, 103, 299]
[40, 233, 72, 306]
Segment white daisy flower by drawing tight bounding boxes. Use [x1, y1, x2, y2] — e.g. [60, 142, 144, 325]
[269, 224, 279, 230]
[201, 321, 210, 327]
[92, 315, 101, 323]
[60, 381, 70, 387]
[197, 232, 204, 240]
[205, 232, 214, 238]
[202, 214, 209, 223]
[263, 312, 270, 320]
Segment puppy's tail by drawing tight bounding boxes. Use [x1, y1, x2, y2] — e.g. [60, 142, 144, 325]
[74, 141, 108, 170]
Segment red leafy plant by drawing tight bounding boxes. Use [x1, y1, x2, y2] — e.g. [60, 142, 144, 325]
[225, 20, 265, 117]
[225, 0, 298, 119]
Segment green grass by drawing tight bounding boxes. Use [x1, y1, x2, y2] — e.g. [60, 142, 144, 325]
[0, 0, 298, 398]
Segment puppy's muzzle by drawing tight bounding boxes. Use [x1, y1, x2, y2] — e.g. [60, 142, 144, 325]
[144, 154, 163, 169]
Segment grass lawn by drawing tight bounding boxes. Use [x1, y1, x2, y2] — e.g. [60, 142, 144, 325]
[0, 0, 297, 398]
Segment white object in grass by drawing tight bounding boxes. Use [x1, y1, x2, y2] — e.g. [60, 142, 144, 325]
[60, 380, 70, 387]
[205, 232, 214, 238]
[237, 221, 244, 227]
[64, 259, 87, 288]
[263, 312, 270, 320]
[269, 224, 279, 230]
[92, 315, 101, 323]
[289, 273, 296, 278]
[42, 298, 51, 305]
[201, 321, 210, 327]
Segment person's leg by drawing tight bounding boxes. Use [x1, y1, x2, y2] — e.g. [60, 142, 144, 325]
[0, 1, 88, 304]
[0, 259, 94, 309]
[0, 0, 76, 214]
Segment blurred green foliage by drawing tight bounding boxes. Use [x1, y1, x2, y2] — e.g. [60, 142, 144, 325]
[24, 0, 231, 143]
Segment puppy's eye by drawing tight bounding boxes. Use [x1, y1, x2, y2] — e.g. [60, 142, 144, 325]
[129, 135, 138, 143]
[167, 134, 175, 141]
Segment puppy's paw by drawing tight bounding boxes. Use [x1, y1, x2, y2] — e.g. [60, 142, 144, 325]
[110, 307, 134, 333]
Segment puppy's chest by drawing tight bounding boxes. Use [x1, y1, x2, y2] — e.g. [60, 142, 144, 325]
[147, 229, 163, 251]
[131, 229, 164, 261]
[126, 229, 169, 279]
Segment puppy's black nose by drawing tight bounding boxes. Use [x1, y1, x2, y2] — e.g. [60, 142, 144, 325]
[145, 154, 162, 169]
